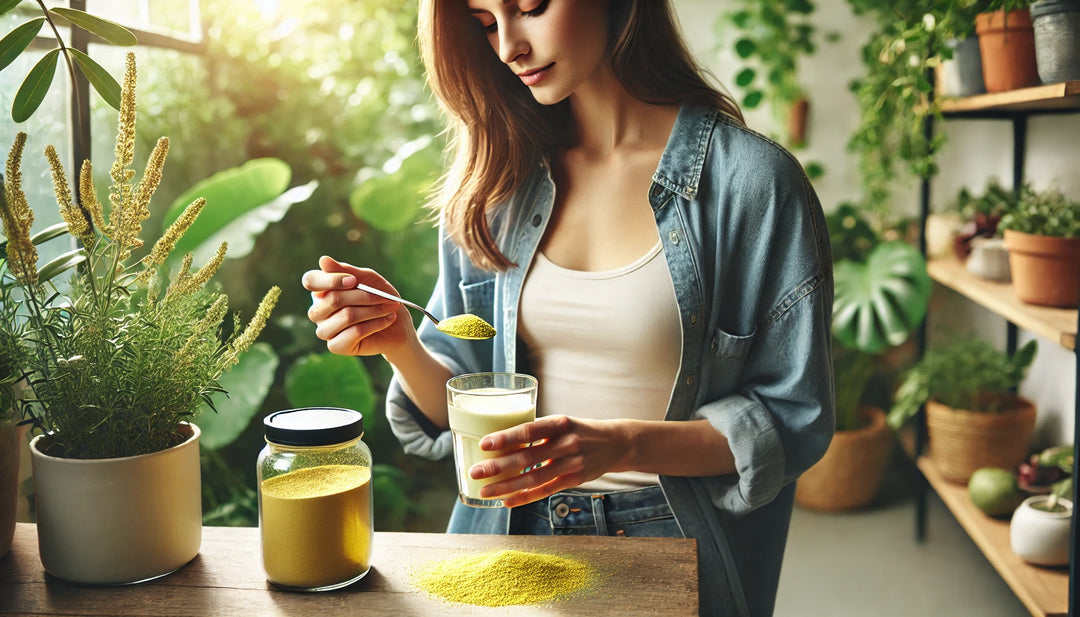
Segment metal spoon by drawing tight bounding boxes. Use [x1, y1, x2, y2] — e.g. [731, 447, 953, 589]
[354, 282, 496, 340]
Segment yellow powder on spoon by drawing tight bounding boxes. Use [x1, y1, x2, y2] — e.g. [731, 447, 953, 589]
[413, 549, 594, 606]
[436, 313, 497, 340]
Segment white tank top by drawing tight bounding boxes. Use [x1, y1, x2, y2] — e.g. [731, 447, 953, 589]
[518, 241, 683, 490]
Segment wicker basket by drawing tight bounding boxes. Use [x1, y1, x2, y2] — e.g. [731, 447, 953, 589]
[795, 407, 892, 511]
[926, 394, 1036, 484]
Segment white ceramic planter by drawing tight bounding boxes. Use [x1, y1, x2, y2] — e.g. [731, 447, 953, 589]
[29, 422, 202, 584]
[966, 237, 1011, 282]
[1009, 495, 1073, 566]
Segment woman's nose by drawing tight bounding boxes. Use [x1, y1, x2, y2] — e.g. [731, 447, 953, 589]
[497, 23, 529, 65]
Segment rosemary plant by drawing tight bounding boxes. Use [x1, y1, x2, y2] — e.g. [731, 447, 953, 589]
[0, 52, 280, 459]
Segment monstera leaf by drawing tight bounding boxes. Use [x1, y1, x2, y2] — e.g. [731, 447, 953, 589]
[832, 241, 931, 354]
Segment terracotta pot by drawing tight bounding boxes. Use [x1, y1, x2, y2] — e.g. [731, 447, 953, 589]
[29, 422, 202, 584]
[0, 420, 27, 558]
[976, 10, 1040, 92]
[795, 407, 892, 511]
[926, 394, 1036, 484]
[788, 97, 809, 148]
[1003, 229, 1080, 307]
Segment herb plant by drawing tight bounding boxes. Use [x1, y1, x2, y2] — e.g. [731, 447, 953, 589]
[999, 186, 1080, 238]
[0, 53, 280, 459]
[887, 338, 1037, 430]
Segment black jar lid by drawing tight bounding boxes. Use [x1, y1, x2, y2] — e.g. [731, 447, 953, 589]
[264, 407, 364, 446]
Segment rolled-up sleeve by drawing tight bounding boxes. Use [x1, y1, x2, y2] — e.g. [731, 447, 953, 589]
[692, 276, 834, 514]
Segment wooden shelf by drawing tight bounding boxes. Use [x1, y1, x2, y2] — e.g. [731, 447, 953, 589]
[918, 457, 1070, 617]
[939, 81, 1080, 114]
[927, 257, 1077, 351]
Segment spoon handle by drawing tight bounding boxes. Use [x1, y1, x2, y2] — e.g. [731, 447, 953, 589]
[354, 282, 441, 326]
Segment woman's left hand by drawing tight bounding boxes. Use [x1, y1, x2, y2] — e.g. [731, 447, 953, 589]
[470, 415, 631, 508]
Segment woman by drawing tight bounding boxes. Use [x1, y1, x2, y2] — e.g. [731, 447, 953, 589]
[303, 1, 834, 615]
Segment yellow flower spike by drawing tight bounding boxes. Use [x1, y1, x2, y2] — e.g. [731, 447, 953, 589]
[110, 53, 137, 188]
[45, 145, 94, 248]
[139, 197, 205, 284]
[165, 253, 194, 298]
[79, 160, 110, 239]
[228, 286, 281, 364]
[183, 293, 229, 352]
[2, 133, 38, 286]
[129, 136, 169, 244]
[185, 241, 228, 293]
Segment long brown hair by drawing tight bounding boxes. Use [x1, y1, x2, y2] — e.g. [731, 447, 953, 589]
[419, 0, 744, 271]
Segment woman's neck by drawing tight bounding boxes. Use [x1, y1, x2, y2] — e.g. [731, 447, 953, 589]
[566, 66, 678, 158]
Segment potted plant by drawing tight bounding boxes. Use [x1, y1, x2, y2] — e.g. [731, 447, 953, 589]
[0, 53, 280, 584]
[795, 206, 932, 511]
[947, 180, 1021, 281]
[721, 0, 817, 148]
[1010, 446, 1073, 566]
[888, 338, 1038, 484]
[976, 0, 1041, 92]
[1030, 0, 1080, 84]
[845, 1, 991, 222]
[999, 185, 1080, 307]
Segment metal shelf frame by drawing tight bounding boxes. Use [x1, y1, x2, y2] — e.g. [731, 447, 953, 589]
[914, 82, 1080, 617]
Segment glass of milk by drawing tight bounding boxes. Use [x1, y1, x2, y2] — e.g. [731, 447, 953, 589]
[446, 372, 538, 508]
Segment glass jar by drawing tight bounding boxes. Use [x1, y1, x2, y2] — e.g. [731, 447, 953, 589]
[257, 407, 373, 591]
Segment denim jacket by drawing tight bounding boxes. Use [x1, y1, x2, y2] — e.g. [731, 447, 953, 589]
[386, 99, 835, 617]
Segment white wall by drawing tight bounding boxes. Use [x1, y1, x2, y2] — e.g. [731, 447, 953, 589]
[673, 0, 1077, 449]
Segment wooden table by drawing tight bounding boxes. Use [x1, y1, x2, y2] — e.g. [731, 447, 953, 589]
[0, 523, 698, 616]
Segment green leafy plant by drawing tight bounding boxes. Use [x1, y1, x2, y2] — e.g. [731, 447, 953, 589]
[721, 0, 815, 135]
[999, 186, 1080, 238]
[0, 221, 73, 420]
[948, 179, 1021, 258]
[826, 205, 931, 430]
[0, 1, 136, 122]
[832, 241, 932, 355]
[0, 53, 280, 459]
[845, 0, 991, 222]
[887, 338, 1037, 430]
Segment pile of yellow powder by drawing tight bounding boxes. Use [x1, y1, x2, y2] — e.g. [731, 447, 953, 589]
[413, 549, 594, 607]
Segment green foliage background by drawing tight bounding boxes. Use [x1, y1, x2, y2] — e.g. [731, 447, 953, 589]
[130, 0, 455, 530]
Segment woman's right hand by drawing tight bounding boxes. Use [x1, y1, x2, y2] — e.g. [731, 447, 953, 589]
[302, 255, 414, 357]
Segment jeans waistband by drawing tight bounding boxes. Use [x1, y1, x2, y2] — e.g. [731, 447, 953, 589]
[511, 484, 680, 537]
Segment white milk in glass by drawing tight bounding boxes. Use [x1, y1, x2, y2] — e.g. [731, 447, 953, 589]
[447, 388, 536, 502]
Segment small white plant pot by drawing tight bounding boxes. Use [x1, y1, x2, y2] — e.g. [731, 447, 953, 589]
[29, 422, 202, 584]
[1009, 495, 1073, 566]
[966, 237, 1011, 282]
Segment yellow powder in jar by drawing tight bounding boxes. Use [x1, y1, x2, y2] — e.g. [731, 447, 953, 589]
[260, 464, 372, 589]
[413, 549, 594, 606]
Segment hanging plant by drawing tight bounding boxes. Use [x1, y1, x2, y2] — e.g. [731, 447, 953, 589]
[845, 1, 990, 224]
[720, 0, 825, 170]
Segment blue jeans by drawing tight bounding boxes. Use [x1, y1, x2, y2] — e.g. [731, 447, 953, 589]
[508, 485, 683, 538]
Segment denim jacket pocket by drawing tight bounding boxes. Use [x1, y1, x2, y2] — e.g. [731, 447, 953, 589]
[707, 327, 756, 395]
[709, 326, 754, 359]
[459, 278, 495, 316]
